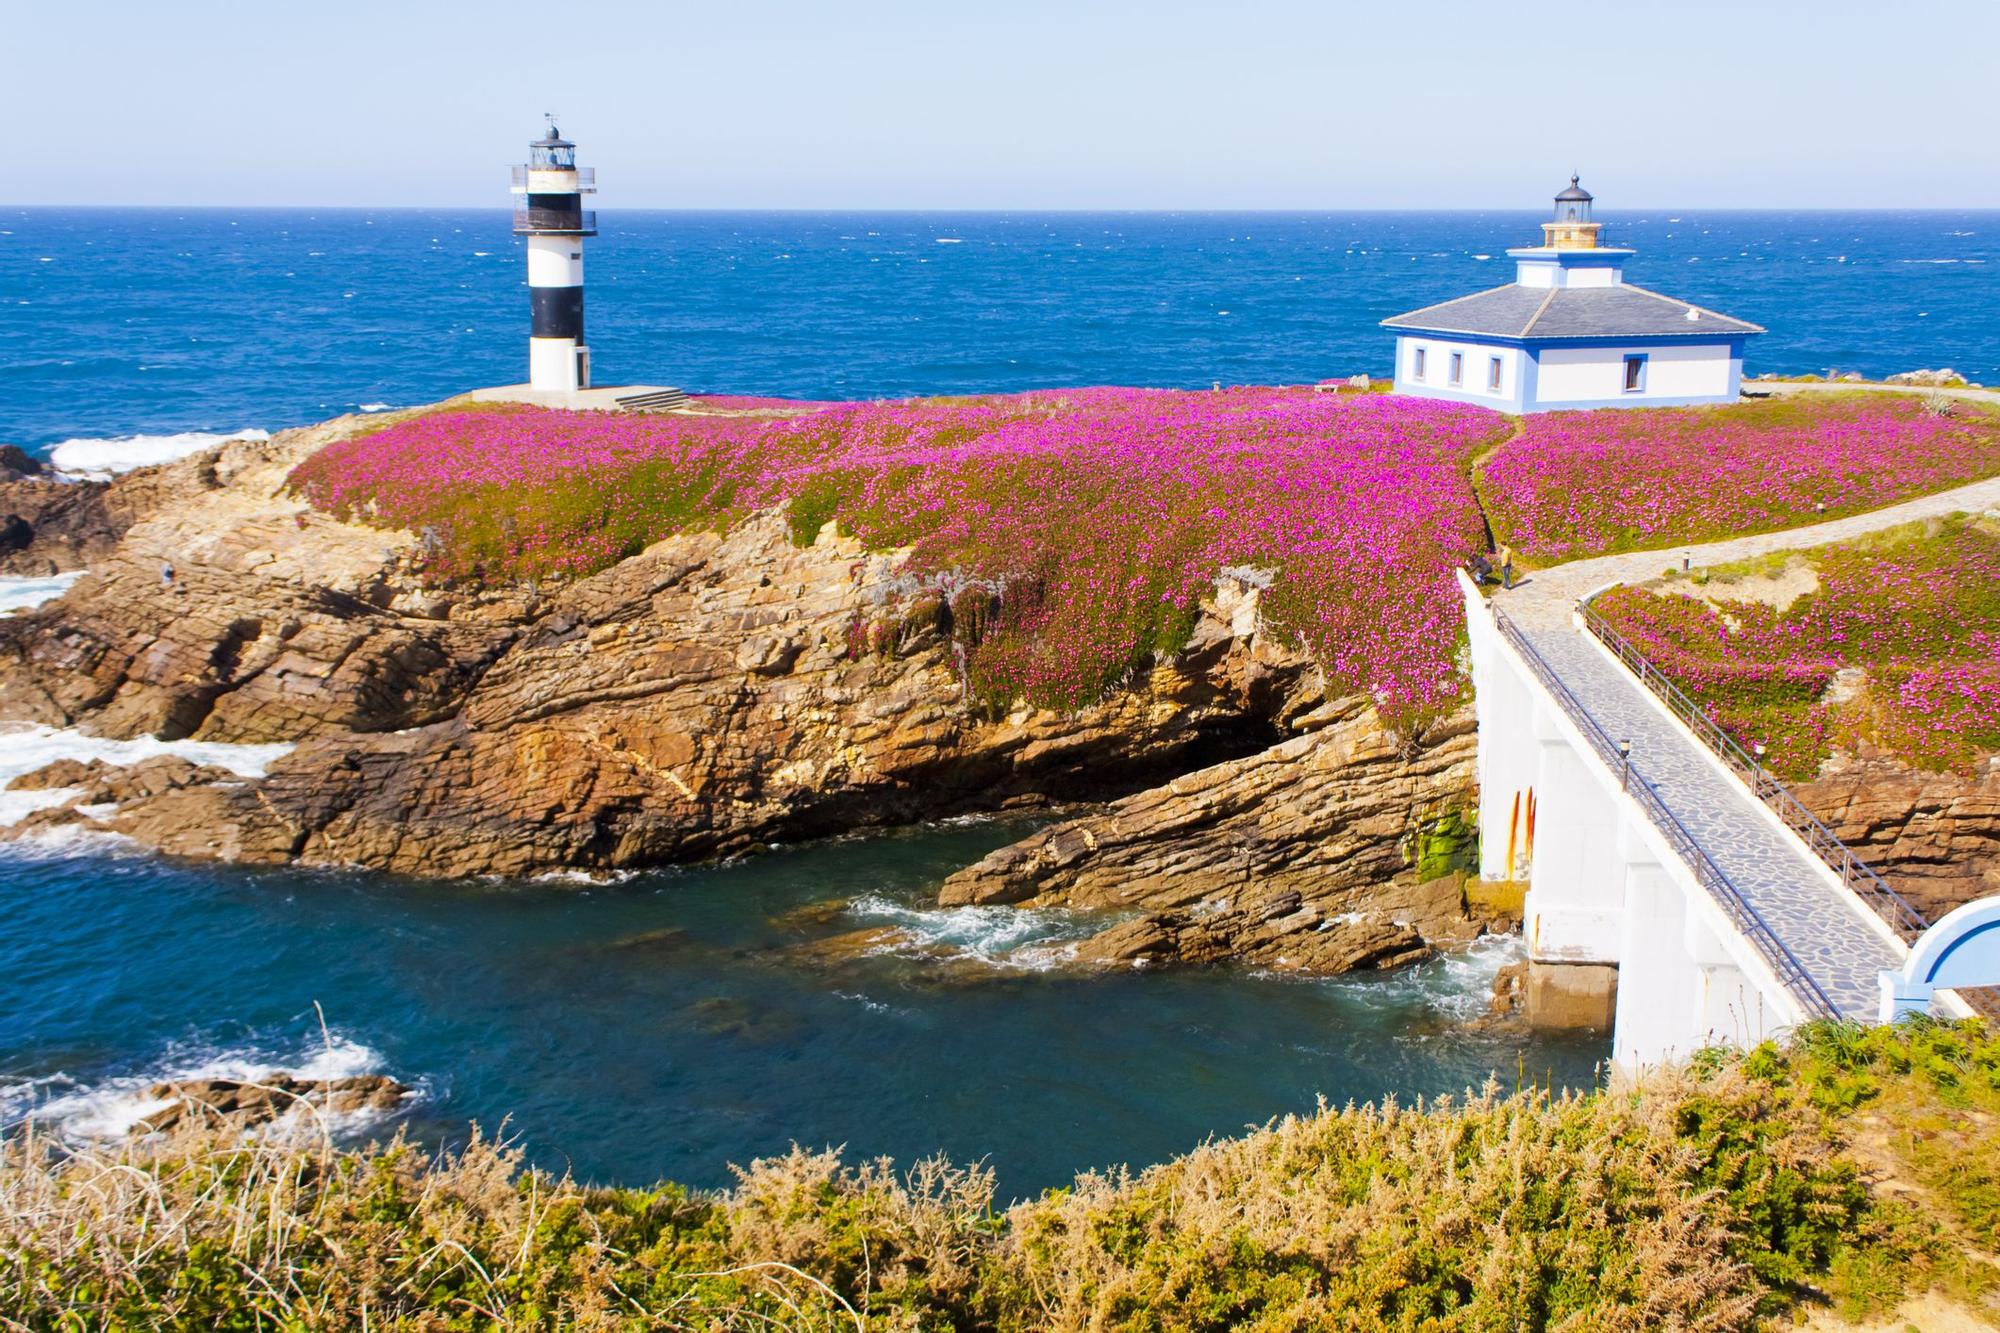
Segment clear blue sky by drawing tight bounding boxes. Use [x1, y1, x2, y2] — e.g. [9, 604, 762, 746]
[15, 0, 2000, 209]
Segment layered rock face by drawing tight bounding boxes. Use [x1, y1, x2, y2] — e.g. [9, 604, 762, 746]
[0, 418, 1357, 882]
[0, 446, 155, 575]
[6, 414, 1993, 977]
[937, 699, 1496, 971]
[1798, 759, 2000, 922]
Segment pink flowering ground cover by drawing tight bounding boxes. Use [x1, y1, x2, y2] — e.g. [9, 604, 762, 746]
[1482, 395, 2000, 563]
[686, 394, 849, 413]
[1591, 516, 2000, 779]
[290, 389, 1508, 729]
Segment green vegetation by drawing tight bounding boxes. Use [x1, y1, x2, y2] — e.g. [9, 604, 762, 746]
[10, 1023, 2000, 1329]
[1593, 514, 2000, 779]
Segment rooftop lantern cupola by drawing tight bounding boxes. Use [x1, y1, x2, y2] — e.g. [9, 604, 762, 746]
[528, 121, 577, 171]
[1543, 175, 1600, 250]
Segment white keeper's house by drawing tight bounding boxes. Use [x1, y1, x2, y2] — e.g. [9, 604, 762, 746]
[1383, 177, 1763, 412]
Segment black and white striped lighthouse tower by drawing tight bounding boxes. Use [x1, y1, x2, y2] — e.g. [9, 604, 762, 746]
[511, 118, 597, 392]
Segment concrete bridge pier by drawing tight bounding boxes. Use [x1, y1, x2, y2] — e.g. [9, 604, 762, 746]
[1519, 727, 1624, 1029]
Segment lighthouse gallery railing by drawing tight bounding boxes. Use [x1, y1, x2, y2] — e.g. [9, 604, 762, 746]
[511, 165, 597, 189]
[1491, 605, 1840, 1021]
[512, 207, 597, 234]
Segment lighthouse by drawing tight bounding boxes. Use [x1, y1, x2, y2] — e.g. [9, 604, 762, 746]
[511, 118, 597, 392]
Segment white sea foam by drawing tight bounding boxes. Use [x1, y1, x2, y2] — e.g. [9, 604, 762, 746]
[0, 570, 85, 617]
[49, 428, 269, 480]
[847, 893, 1101, 970]
[525, 866, 638, 886]
[358, 402, 393, 413]
[0, 1032, 413, 1141]
[0, 723, 292, 831]
[1311, 931, 1525, 1022]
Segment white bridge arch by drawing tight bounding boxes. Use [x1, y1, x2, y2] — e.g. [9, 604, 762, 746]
[1882, 897, 2000, 1022]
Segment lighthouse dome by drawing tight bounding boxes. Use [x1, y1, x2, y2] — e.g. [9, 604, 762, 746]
[1553, 175, 1593, 223]
[529, 118, 576, 170]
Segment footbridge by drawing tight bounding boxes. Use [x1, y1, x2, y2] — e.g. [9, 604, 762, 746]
[1464, 474, 2000, 1069]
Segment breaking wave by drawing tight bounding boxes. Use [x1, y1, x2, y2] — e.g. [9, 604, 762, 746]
[1316, 931, 1524, 1023]
[0, 1030, 416, 1141]
[0, 571, 86, 617]
[48, 428, 269, 480]
[846, 893, 1104, 970]
[0, 723, 293, 832]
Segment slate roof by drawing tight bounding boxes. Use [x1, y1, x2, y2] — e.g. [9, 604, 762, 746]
[1381, 282, 1764, 341]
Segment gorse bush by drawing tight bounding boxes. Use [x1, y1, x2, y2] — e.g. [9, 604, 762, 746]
[290, 390, 1508, 730]
[12, 1023, 1999, 1330]
[1481, 394, 2000, 562]
[1591, 515, 2000, 778]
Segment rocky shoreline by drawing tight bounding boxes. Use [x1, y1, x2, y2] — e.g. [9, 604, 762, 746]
[2, 409, 1991, 976]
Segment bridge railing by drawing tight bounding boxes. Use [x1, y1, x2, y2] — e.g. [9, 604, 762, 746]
[1577, 599, 1929, 944]
[1492, 606, 1842, 1021]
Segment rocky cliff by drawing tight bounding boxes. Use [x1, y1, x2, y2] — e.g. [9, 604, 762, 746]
[11, 413, 1984, 974]
[1798, 758, 2000, 923]
[4, 417, 1442, 913]
[936, 698, 1496, 971]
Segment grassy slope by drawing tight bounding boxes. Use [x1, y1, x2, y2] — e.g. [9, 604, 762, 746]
[8, 1023, 2000, 1330]
[1590, 514, 2000, 780]
[1476, 393, 2000, 566]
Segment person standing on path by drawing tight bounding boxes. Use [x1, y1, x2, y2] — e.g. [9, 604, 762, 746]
[1499, 543, 1515, 590]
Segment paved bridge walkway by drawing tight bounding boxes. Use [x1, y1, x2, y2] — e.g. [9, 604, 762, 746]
[1491, 472, 2000, 1019]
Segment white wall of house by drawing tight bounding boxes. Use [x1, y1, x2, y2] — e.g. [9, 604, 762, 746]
[1514, 258, 1625, 289]
[1533, 343, 1736, 406]
[1395, 337, 1527, 408]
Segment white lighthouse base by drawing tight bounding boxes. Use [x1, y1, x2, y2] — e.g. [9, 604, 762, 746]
[529, 338, 590, 393]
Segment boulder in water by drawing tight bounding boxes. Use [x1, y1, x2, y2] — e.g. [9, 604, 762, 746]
[133, 1074, 411, 1135]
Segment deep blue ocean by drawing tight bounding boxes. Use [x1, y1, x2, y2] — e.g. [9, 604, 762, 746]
[4, 207, 1996, 450]
[0, 208, 1993, 1195]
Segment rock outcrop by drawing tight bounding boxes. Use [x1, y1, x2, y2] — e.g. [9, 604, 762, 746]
[0, 468, 146, 577]
[134, 1074, 411, 1135]
[5, 410, 1992, 983]
[936, 698, 1498, 971]
[1798, 758, 2000, 923]
[0, 419, 1336, 878]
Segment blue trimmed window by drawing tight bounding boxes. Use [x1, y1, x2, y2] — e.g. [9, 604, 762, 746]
[1623, 353, 1648, 392]
[1448, 351, 1463, 386]
[1412, 345, 1427, 380]
[1487, 356, 1503, 392]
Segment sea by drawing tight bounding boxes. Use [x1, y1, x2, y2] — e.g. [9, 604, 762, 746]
[5, 208, 1997, 452]
[1, 207, 1994, 1196]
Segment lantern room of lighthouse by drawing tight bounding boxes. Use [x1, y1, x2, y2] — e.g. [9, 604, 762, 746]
[511, 119, 597, 393]
[1381, 176, 1765, 412]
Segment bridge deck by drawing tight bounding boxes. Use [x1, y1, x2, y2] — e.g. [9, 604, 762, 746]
[1491, 470, 2000, 1020]
[1514, 621, 1899, 1017]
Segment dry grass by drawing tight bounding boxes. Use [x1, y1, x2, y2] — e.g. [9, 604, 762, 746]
[6, 1023, 2000, 1329]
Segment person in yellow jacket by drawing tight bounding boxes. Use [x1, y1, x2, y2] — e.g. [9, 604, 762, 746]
[1499, 544, 1515, 590]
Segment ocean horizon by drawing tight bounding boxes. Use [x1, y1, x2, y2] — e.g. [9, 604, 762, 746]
[5, 206, 1996, 451]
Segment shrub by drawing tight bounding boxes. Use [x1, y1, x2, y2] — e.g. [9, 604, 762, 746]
[15, 1024, 1993, 1329]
